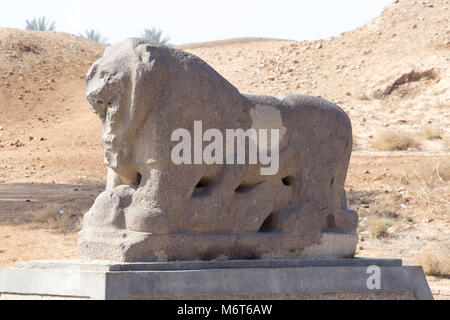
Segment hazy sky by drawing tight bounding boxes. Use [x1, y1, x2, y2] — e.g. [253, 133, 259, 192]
[1, 0, 393, 45]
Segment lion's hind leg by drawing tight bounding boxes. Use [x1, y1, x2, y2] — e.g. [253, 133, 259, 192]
[325, 147, 358, 234]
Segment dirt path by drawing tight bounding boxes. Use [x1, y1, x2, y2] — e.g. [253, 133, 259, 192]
[0, 182, 103, 267]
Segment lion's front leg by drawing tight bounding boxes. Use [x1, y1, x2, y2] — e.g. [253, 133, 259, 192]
[106, 167, 123, 190]
[106, 166, 141, 190]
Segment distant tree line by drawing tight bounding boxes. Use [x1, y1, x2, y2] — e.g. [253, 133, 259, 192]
[24, 16, 171, 45]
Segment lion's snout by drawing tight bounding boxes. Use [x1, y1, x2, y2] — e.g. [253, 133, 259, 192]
[86, 78, 119, 118]
[86, 62, 126, 119]
[87, 90, 107, 118]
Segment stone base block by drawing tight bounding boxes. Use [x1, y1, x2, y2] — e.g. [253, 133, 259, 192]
[0, 258, 433, 300]
[78, 229, 358, 261]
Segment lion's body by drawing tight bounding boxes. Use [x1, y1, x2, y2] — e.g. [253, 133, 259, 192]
[79, 38, 358, 261]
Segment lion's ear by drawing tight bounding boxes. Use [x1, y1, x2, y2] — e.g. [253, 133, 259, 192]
[136, 44, 160, 65]
[136, 44, 169, 67]
[137, 46, 152, 64]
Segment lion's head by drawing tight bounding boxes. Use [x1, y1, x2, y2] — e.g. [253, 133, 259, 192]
[86, 38, 168, 182]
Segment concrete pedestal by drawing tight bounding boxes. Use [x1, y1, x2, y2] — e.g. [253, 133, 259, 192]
[0, 258, 433, 300]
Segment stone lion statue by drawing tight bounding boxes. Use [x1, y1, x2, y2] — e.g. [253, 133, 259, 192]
[78, 38, 358, 262]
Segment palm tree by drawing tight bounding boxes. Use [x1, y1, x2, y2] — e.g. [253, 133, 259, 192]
[141, 28, 171, 45]
[25, 17, 56, 31]
[79, 29, 108, 44]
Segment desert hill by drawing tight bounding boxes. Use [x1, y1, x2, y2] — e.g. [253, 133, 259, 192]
[0, 0, 449, 184]
[0, 28, 105, 183]
[184, 0, 449, 152]
[0, 0, 449, 298]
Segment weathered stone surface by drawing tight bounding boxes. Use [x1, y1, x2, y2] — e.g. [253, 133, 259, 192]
[79, 38, 358, 261]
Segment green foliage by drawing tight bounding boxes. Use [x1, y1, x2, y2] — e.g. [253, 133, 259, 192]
[79, 29, 108, 44]
[141, 28, 171, 45]
[25, 17, 56, 31]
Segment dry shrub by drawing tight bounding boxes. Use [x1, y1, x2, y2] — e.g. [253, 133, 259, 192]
[416, 246, 450, 277]
[346, 191, 368, 208]
[352, 135, 359, 151]
[369, 196, 398, 218]
[435, 160, 450, 182]
[399, 158, 450, 187]
[443, 137, 450, 151]
[420, 125, 442, 140]
[367, 216, 393, 238]
[371, 130, 421, 151]
[32, 204, 81, 233]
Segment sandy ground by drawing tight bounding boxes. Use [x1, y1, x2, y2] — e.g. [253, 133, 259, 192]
[0, 0, 448, 299]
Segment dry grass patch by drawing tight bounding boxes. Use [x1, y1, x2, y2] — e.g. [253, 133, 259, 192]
[367, 216, 394, 239]
[364, 196, 399, 239]
[420, 125, 442, 140]
[443, 137, 450, 151]
[398, 158, 450, 187]
[416, 245, 450, 277]
[352, 135, 360, 151]
[393, 158, 450, 212]
[32, 204, 81, 233]
[371, 130, 421, 151]
[368, 196, 399, 218]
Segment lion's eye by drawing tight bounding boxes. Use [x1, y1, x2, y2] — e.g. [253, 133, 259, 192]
[99, 70, 108, 79]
